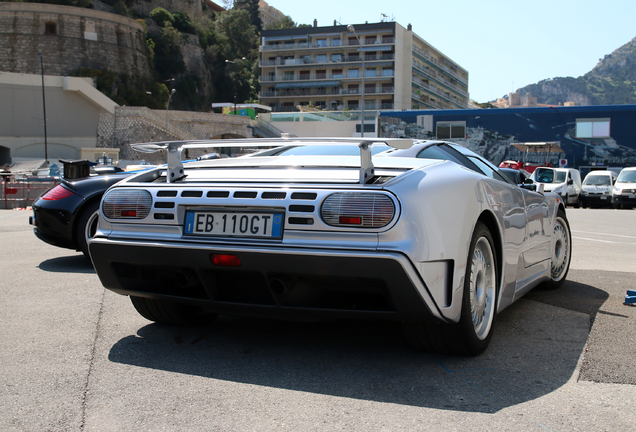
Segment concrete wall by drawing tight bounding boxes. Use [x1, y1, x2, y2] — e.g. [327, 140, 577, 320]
[0, 3, 149, 79]
[0, 72, 117, 161]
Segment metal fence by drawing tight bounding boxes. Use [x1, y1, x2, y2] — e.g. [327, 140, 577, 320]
[1, 175, 59, 209]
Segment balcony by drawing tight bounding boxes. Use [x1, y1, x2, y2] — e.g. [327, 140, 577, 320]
[412, 46, 468, 86]
[260, 71, 394, 83]
[260, 37, 395, 52]
[260, 53, 395, 68]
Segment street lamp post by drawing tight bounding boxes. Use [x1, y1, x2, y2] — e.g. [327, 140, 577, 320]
[166, 88, 176, 141]
[347, 25, 364, 137]
[225, 57, 246, 115]
[37, 53, 49, 165]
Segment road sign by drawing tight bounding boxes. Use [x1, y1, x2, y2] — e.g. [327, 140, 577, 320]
[560, 159, 568, 167]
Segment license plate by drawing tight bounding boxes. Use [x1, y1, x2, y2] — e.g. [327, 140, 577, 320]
[629, 195, 636, 199]
[601, 196, 607, 200]
[185, 211, 284, 239]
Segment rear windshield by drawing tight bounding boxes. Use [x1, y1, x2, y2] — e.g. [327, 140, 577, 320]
[274, 144, 390, 156]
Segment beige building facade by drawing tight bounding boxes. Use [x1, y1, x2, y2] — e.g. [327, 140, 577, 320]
[259, 21, 469, 117]
[258, 0, 287, 28]
[0, 72, 117, 165]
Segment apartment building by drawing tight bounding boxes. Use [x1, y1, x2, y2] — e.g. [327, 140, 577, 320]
[259, 21, 469, 114]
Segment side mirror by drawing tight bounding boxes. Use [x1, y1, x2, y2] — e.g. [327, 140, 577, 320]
[521, 183, 537, 191]
[568, 178, 574, 185]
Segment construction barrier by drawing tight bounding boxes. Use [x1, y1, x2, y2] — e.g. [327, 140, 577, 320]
[1, 175, 59, 209]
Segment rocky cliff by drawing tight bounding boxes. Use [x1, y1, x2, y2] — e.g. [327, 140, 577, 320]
[512, 36, 636, 106]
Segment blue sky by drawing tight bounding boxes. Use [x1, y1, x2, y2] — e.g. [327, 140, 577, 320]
[263, 0, 636, 103]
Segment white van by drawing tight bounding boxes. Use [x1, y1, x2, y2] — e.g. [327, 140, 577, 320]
[581, 170, 617, 208]
[532, 167, 582, 207]
[612, 167, 636, 209]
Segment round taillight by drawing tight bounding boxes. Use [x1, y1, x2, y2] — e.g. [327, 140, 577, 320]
[102, 189, 152, 219]
[41, 184, 75, 201]
[321, 193, 395, 228]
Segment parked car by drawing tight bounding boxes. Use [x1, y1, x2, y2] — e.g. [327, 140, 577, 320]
[30, 166, 133, 259]
[580, 170, 617, 208]
[88, 138, 571, 356]
[612, 167, 636, 209]
[532, 167, 582, 207]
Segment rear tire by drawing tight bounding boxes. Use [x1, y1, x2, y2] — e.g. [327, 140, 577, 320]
[75, 200, 100, 260]
[404, 222, 497, 356]
[540, 209, 571, 290]
[130, 296, 217, 326]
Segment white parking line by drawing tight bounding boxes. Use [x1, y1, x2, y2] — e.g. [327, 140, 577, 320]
[571, 230, 636, 240]
[573, 236, 636, 245]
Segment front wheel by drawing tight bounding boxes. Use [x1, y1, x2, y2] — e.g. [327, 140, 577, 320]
[404, 222, 497, 356]
[130, 296, 217, 326]
[540, 209, 572, 290]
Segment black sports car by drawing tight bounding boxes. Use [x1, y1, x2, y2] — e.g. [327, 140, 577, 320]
[30, 163, 133, 259]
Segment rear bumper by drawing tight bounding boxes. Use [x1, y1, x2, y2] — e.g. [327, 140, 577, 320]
[31, 197, 84, 250]
[89, 238, 446, 323]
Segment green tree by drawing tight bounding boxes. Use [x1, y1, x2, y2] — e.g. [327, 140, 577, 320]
[233, 0, 262, 33]
[212, 8, 259, 103]
[264, 16, 296, 30]
[149, 24, 186, 81]
[173, 11, 196, 34]
[150, 7, 175, 27]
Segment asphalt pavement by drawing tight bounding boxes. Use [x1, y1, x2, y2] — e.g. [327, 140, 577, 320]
[1, 207, 635, 431]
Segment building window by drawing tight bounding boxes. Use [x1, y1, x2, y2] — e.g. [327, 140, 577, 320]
[332, 54, 342, 62]
[316, 54, 327, 63]
[576, 118, 610, 138]
[381, 83, 393, 93]
[365, 83, 375, 94]
[348, 69, 359, 78]
[347, 100, 359, 109]
[315, 101, 326, 109]
[436, 121, 466, 139]
[348, 37, 358, 46]
[332, 38, 341, 46]
[316, 39, 327, 47]
[332, 69, 343, 78]
[45, 22, 57, 35]
[382, 68, 393, 77]
[299, 70, 310, 80]
[365, 68, 376, 77]
[348, 84, 359, 94]
[365, 35, 376, 45]
[283, 71, 294, 81]
[316, 70, 326, 79]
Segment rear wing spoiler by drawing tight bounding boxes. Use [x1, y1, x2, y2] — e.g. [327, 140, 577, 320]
[130, 137, 413, 184]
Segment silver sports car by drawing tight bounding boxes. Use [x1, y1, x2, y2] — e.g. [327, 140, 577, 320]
[88, 138, 571, 356]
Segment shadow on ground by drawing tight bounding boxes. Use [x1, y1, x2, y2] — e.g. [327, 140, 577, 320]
[107, 271, 609, 413]
[38, 255, 95, 274]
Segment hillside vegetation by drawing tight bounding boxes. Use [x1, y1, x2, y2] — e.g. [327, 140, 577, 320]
[514, 37, 636, 105]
